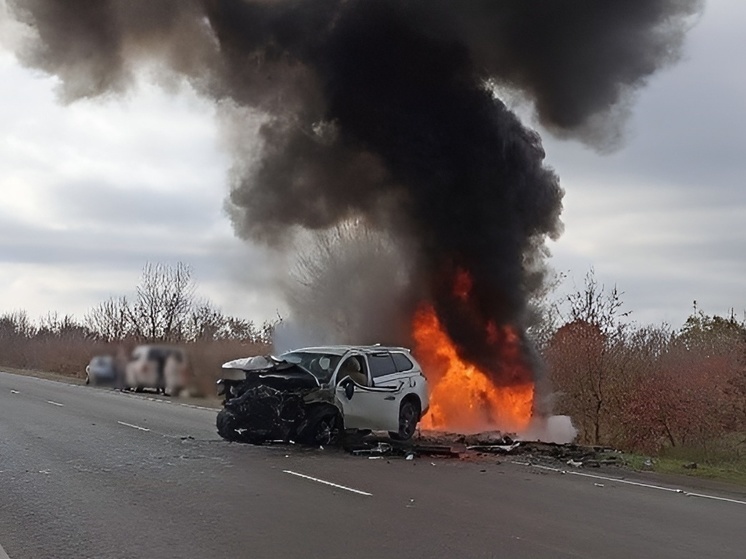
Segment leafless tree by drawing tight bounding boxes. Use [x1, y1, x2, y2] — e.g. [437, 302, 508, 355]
[0, 310, 34, 339]
[186, 300, 226, 341]
[123, 262, 195, 343]
[85, 297, 132, 342]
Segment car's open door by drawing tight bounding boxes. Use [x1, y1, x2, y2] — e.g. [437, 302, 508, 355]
[334, 354, 401, 431]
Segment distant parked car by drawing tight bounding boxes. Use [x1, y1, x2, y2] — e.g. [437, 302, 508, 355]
[85, 355, 118, 386]
[216, 345, 430, 445]
[124, 345, 189, 396]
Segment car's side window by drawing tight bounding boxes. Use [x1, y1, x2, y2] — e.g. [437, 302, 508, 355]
[391, 352, 414, 372]
[337, 356, 369, 387]
[368, 353, 397, 379]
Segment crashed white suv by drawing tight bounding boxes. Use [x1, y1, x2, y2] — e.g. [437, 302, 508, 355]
[215, 345, 430, 445]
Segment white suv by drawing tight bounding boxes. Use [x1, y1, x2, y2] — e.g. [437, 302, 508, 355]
[124, 345, 189, 396]
[216, 345, 430, 445]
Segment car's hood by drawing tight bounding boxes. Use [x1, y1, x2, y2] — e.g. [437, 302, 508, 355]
[222, 355, 286, 371]
[221, 355, 320, 389]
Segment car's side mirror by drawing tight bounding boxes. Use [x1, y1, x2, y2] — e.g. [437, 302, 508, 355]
[340, 377, 354, 400]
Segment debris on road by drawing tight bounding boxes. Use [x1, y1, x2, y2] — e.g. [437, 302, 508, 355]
[342, 430, 625, 468]
[350, 442, 393, 456]
[466, 442, 521, 453]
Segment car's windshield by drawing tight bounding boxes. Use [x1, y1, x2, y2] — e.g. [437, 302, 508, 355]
[280, 351, 342, 383]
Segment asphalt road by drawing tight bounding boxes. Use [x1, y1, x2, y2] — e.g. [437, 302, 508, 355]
[1, 371, 745, 559]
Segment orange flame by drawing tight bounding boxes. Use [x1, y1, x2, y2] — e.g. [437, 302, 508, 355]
[412, 304, 534, 433]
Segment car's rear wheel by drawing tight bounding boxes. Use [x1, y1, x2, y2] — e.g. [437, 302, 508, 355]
[298, 407, 342, 446]
[390, 399, 420, 441]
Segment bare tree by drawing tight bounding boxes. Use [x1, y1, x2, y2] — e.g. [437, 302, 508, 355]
[85, 297, 132, 342]
[186, 300, 226, 341]
[0, 310, 34, 339]
[127, 262, 195, 343]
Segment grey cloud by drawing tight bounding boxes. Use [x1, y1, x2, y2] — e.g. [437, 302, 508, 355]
[49, 179, 222, 230]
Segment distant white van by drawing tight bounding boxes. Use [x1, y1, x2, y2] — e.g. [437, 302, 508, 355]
[124, 345, 189, 396]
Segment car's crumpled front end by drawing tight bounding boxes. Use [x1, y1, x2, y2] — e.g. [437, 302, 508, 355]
[216, 356, 340, 445]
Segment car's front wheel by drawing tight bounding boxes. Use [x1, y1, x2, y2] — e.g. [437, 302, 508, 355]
[298, 406, 342, 446]
[390, 399, 420, 441]
[216, 409, 242, 442]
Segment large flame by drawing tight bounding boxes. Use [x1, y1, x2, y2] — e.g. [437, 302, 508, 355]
[412, 304, 534, 433]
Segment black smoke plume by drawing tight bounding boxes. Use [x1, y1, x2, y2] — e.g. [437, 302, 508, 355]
[7, 0, 702, 385]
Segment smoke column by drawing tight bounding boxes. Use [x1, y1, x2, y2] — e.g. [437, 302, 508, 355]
[6, 0, 703, 384]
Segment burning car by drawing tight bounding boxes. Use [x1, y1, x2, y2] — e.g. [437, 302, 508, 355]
[215, 346, 429, 445]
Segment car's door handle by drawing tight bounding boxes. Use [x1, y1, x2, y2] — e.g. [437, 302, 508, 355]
[384, 396, 395, 400]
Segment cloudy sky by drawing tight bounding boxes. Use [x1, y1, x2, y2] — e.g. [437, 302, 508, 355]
[0, 1, 744, 329]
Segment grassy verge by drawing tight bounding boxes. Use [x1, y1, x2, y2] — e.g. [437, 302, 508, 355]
[621, 451, 746, 486]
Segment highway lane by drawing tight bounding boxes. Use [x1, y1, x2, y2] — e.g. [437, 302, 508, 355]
[1, 370, 746, 559]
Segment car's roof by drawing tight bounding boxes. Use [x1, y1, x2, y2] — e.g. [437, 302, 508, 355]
[287, 345, 412, 356]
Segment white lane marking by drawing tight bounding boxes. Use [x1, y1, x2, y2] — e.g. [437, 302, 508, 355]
[513, 462, 746, 506]
[117, 421, 151, 432]
[569, 470, 687, 493]
[682, 492, 746, 506]
[0, 541, 11, 559]
[283, 470, 372, 497]
[10, 390, 19, 394]
[46, 400, 64, 407]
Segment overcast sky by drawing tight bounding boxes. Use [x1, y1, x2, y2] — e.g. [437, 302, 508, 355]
[0, 1, 744, 329]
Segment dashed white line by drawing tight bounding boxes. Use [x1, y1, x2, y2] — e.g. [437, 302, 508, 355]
[117, 421, 150, 432]
[283, 470, 372, 496]
[46, 400, 64, 407]
[0, 541, 11, 559]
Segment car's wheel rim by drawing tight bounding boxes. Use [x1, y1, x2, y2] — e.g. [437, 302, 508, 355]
[316, 417, 335, 444]
[400, 404, 417, 437]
